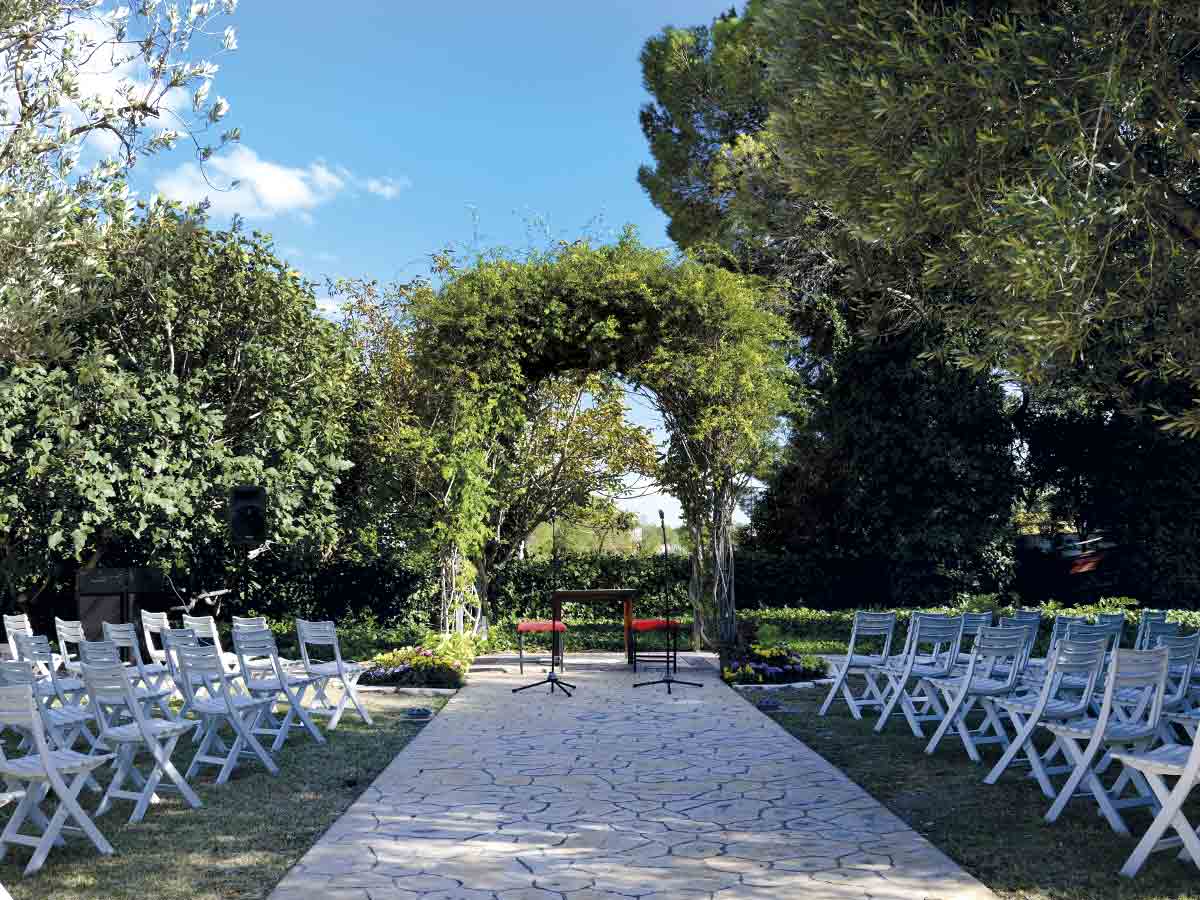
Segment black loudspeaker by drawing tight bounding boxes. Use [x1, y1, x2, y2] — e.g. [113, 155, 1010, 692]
[74, 568, 169, 642]
[229, 485, 267, 546]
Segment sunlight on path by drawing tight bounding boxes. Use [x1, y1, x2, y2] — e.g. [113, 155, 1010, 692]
[270, 655, 994, 900]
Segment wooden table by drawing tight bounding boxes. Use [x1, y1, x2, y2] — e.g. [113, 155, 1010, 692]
[550, 589, 637, 665]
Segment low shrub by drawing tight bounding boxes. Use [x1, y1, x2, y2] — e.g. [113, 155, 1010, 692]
[360, 632, 479, 689]
[723, 640, 830, 686]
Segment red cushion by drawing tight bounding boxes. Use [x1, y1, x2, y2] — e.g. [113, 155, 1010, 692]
[517, 620, 567, 633]
[632, 618, 681, 632]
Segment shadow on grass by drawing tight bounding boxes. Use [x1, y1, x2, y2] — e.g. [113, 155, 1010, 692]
[767, 682, 1200, 900]
[0, 693, 441, 900]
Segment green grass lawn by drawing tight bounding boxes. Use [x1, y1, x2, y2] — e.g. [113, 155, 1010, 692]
[0, 692, 442, 900]
[766, 681, 1200, 900]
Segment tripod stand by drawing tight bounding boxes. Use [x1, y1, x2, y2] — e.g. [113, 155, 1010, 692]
[634, 510, 701, 694]
[513, 511, 576, 697]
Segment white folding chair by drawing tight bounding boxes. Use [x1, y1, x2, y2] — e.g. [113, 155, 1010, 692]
[79, 640, 175, 720]
[0, 683, 114, 876]
[1043, 647, 1169, 834]
[103, 622, 172, 693]
[53, 618, 85, 676]
[819, 611, 896, 719]
[141, 610, 172, 666]
[296, 619, 372, 729]
[81, 660, 201, 823]
[177, 643, 279, 784]
[1114, 703, 1200, 876]
[1024, 615, 1088, 677]
[873, 614, 963, 737]
[1134, 610, 1170, 650]
[1096, 612, 1128, 644]
[986, 637, 1107, 796]
[182, 614, 239, 672]
[2, 614, 32, 664]
[12, 634, 89, 717]
[953, 612, 996, 666]
[233, 627, 324, 752]
[924, 625, 1029, 761]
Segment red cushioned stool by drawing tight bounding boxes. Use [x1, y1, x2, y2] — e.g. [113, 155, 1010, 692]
[516, 620, 567, 674]
[631, 618, 682, 674]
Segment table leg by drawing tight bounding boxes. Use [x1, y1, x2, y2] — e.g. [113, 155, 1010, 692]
[624, 599, 633, 665]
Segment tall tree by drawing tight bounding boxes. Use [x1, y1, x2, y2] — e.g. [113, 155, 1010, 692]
[1, 0, 239, 364]
[0, 207, 357, 608]
[751, 330, 1018, 605]
[766, 0, 1200, 433]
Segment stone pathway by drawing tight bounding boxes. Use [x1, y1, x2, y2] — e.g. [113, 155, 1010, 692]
[270, 655, 995, 900]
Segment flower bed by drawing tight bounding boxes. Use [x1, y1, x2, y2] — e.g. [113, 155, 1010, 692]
[361, 633, 477, 689]
[723, 643, 829, 686]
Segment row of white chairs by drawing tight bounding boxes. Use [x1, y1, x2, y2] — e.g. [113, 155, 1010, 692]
[822, 608, 1200, 878]
[0, 611, 371, 882]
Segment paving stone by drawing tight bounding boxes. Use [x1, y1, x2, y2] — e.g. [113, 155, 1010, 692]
[269, 654, 996, 900]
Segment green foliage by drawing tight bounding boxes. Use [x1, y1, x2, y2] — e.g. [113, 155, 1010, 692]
[765, 0, 1200, 432]
[361, 643, 471, 689]
[750, 331, 1019, 605]
[0, 208, 358, 606]
[1023, 389, 1200, 605]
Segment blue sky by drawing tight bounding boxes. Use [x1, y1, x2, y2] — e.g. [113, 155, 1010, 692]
[141, 0, 738, 525]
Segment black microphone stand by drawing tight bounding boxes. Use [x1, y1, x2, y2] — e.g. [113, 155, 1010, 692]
[513, 510, 576, 696]
[634, 510, 701, 694]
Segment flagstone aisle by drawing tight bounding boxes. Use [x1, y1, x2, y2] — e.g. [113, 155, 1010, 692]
[270, 655, 994, 900]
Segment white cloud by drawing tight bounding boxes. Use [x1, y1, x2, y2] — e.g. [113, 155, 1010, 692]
[364, 175, 411, 200]
[155, 145, 345, 219]
[155, 146, 410, 220]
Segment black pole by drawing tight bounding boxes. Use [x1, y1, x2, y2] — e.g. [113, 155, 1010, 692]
[634, 509, 701, 693]
[513, 508, 576, 696]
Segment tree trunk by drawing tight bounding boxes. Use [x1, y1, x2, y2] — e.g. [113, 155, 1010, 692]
[711, 488, 739, 672]
[686, 515, 709, 652]
[472, 550, 492, 638]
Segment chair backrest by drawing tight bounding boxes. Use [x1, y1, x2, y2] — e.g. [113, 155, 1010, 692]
[296, 617, 342, 657]
[102, 622, 148, 667]
[1095, 647, 1169, 737]
[1095, 612, 1127, 645]
[233, 627, 284, 682]
[1066, 621, 1123, 655]
[903, 614, 964, 677]
[0, 660, 35, 686]
[55, 617, 85, 666]
[846, 611, 896, 659]
[232, 616, 267, 630]
[1135, 610, 1169, 650]
[176, 642, 235, 706]
[161, 627, 199, 685]
[968, 625, 1029, 687]
[3, 613, 31, 660]
[141, 610, 171, 661]
[13, 632, 59, 685]
[1048, 615, 1088, 649]
[1144, 620, 1182, 650]
[0, 683, 51, 761]
[182, 614, 225, 655]
[1158, 632, 1200, 706]
[961, 612, 995, 636]
[1008, 609, 1042, 628]
[80, 660, 138, 730]
[79, 640, 121, 666]
[1029, 637, 1108, 721]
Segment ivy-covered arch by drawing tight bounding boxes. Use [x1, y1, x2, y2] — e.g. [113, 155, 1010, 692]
[405, 230, 791, 663]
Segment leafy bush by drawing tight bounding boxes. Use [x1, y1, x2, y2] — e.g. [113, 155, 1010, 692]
[723, 642, 829, 685]
[360, 633, 478, 689]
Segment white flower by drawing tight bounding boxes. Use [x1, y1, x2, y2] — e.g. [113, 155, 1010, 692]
[222, 0, 239, 12]
[222, 26, 238, 51]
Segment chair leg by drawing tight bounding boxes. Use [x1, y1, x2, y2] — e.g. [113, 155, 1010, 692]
[819, 663, 850, 717]
[1121, 771, 1200, 877]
